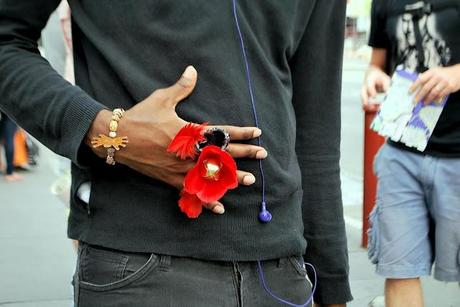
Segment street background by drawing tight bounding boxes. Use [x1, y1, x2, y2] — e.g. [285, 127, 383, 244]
[0, 1, 459, 306]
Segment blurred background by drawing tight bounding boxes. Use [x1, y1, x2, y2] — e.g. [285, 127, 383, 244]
[0, 1, 458, 306]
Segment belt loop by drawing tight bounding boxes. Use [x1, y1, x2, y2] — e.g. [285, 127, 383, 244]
[158, 254, 171, 272]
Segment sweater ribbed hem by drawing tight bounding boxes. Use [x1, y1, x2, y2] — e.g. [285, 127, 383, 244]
[68, 180, 306, 261]
[60, 92, 107, 167]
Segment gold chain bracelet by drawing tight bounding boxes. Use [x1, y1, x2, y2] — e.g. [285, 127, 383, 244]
[91, 108, 128, 165]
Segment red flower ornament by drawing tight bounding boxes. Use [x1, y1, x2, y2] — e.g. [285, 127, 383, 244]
[167, 123, 207, 160]
[178, 191, 204, 218]
[168, 123, 237, 219]
[184, 145, 238, 203]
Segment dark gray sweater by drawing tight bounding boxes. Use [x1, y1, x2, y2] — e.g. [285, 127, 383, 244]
[0, 0, 351, 304]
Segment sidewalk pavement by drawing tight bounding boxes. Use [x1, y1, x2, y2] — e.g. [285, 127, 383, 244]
[0, 148, 75, 306]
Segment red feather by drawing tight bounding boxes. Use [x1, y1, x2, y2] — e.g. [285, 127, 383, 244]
[167, 122, 207, 160]
[178, 191, 204, 218]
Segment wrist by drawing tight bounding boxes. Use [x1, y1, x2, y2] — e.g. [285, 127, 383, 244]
[368, 64, 384, 73]
[365, 65, 386, 80]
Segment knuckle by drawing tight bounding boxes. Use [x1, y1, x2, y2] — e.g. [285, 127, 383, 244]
[153, 88, 165, 97]
[152, 89, 169, 102]
[245, 129, 254, 139]
[177, 78, 189, 89]
[177, 75, 193, 89]
[240, 129, 252, 139]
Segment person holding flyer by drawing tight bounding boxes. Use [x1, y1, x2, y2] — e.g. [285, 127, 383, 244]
[362, 1, 460, 306]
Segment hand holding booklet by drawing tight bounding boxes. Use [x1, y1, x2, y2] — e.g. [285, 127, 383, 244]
[371, 69, 449, 151]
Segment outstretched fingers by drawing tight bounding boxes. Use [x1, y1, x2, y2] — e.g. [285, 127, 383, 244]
[226, 143, 267, 159]
[204, 201, 225, 214]
[207, 125, 262, 141]
[201, 170, 256, 215]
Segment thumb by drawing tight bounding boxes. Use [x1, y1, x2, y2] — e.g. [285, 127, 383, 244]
[163, 66, 198, 107]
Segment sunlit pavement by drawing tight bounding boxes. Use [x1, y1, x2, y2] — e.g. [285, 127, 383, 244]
[0, 146, 75, 307]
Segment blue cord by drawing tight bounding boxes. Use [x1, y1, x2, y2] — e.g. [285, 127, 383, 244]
[257, 260, 317, 307]
[231, 0, 266, 206]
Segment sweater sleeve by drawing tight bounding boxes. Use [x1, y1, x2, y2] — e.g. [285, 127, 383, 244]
[290, 0, 352, 304]
[0, 0, 106, 166]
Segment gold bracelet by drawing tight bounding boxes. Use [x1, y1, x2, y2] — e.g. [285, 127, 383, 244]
[91, 108, 128, 165]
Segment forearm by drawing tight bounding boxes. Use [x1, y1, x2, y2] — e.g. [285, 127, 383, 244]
[0, 0, 106, 165]
[0, 45, 105, 164]
[369, 48, 387, 70]
[365, 48, 388, 81]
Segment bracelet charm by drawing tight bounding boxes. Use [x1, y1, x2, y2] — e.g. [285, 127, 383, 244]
[91, 108, 128, 165]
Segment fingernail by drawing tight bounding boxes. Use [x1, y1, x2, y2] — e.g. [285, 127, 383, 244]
[213, 206, 225, 214]
[182, 66, 195, 79]
[256, 150, 267, 159]
[243, 175, 256, 185]
[253, 129, 262, 138]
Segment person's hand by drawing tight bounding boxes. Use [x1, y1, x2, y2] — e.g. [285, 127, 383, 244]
[87, 66, 267, 214]
[410, 64, 460, 104]
[361, 65, 391, 112]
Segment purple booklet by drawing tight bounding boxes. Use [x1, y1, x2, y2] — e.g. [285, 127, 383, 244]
[371, 69, 448, 151]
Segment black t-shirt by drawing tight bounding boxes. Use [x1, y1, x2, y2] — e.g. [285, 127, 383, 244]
[369, 0, 460, 157]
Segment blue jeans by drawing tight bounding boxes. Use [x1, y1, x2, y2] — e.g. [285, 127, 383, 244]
[0, 113, 17, 175]
[368, 143, 460, 282]
[73, 242, 312, 306]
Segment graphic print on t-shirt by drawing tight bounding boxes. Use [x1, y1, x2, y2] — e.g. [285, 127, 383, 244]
[372, 8, 454, 151]
[395, 12, 451, 71]
[369, 0, 460, 156]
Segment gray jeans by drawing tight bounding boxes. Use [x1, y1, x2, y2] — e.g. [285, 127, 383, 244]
[73, 242, 312, 307]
